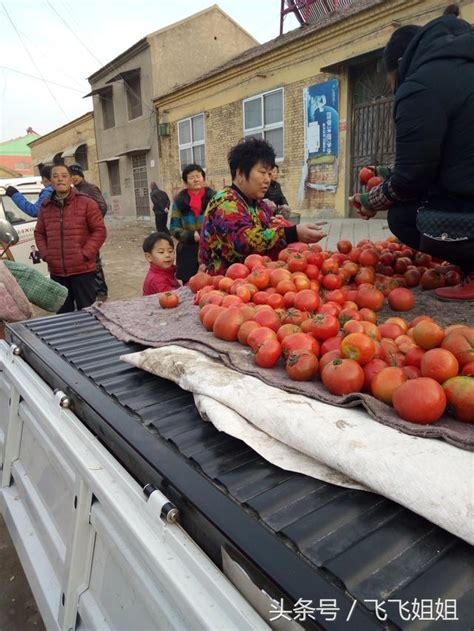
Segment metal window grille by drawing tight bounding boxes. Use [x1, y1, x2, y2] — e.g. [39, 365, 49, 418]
[132, 153, 149, 218]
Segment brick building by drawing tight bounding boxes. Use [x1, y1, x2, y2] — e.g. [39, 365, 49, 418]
[154, 0, 473, 218]
[28, 112, 99, 186]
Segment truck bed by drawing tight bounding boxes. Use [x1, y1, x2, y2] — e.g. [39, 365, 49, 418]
[5, 312, 474, 630]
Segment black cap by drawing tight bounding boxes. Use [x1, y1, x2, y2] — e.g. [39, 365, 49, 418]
[69, 163, 84, 178]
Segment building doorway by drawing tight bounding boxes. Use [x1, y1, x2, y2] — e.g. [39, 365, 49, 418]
[132, 153, 149, 219]
[349, 57, 395, 215]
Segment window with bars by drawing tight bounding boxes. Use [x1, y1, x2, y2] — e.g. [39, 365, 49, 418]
[107, 160, 121, 196]
[126, 72, 143, 120]
[243, 89, 284, 160]
[100, 87, 115, 129]
[178, 113, 205, 169]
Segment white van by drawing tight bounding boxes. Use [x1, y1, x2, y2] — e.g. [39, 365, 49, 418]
[0, 177, 48, 274]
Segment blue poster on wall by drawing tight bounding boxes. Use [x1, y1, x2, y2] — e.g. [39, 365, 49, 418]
[305, 79, 339, 162]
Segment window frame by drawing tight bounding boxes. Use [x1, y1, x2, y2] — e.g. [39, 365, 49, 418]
[100, 87, 115, 130]
[243, 88, 285, 161]
[126, 72, 143, 120]
[177, 113, 206, 170]
[107, 160, 121, 196]
[74, 144, 88, 171]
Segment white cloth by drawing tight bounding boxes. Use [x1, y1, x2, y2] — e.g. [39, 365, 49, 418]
[122, 345, 474, 545]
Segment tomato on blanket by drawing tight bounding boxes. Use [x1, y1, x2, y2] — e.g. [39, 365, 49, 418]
[193, 238, 471, 425]
[159, 292, 179, 309]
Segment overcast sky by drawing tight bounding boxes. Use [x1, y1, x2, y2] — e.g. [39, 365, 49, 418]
[0, 0, 299, 142]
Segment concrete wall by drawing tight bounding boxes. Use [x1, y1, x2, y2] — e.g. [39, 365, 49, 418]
[156, 0, 473, 217]
[29, 113, 99, 185]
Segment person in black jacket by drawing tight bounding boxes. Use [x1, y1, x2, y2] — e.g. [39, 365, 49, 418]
[350, 5, 474, 301]
[69, 163, 109, 300]
[150, 182, 170, 234]
[265, 165, 288, 207]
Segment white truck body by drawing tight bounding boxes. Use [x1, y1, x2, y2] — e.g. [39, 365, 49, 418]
[0, 340, 268, 630]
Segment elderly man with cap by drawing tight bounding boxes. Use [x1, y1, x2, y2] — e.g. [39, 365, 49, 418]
[69, 163, 109, 301]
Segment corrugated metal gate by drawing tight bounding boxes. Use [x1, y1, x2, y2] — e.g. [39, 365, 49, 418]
[132, 153, 149, 219]
[349, 59, 396, 213]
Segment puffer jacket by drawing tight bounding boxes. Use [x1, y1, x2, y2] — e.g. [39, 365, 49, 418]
[34, 188, 106, 277]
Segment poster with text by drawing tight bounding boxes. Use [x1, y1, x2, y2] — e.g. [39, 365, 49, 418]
[304, 79, 339, 164]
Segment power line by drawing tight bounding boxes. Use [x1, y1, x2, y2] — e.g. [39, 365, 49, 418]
[2, 3, 68, 119]
[0, 65, 86, 92]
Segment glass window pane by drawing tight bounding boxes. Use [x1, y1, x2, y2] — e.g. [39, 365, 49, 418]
[180, 147, 193, 168]
[244, 98, 262, 130]
[193, 144, 205, 169]
[178, 120, 191, 145]
[264, 90, 283, 125]
[244, 131, 263, 140]
[192, 115, 204, 142]
[264, 128, 284, 160]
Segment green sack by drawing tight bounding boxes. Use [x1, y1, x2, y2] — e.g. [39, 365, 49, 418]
[3, 261, 68, 312]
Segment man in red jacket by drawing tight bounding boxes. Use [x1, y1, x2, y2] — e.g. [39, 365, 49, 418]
[34, 164, 107, 313]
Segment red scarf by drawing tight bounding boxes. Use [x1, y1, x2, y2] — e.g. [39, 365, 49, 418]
[189, 187, 205, 219]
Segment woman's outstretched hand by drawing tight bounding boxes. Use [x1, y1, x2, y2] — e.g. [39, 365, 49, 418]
[296, 222, 327, 243]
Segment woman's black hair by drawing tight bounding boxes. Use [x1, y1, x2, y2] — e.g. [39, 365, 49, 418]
[383, 25, 422, 72]
[182, 163, 205, 183]
[228, 137, 276, 180]
[443, 4, 460, 16]
[142, 231, 174, 253]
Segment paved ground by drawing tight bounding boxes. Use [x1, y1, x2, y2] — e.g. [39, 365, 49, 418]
[0, 216, 391, 630]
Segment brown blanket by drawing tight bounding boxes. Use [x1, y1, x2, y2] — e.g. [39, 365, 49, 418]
[87, 287, 474, 451]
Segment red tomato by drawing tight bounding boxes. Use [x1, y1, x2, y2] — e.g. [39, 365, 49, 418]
[248, 268, 271, 290]
[277, 323, 301, 342]
[356, 286, 384, 311]
[359, 249, 379, 267]
[255, 339, 282, 369]
[218, 277, 234, 293]
[360, 321, 381, 340]
[276, 279, 297, 295]
[254, 308, 281, 332]
[359, 308, 377, 324]
[281, 332, 320, 360]
[392, 378, 447, 424]
[237, 320, 260, 346]
[337, 240, 352, 254]
[287, 253, 307, 273]
[305, 264, 320, 280]
[321, 359, 365, 395]
[235, 285, 251, 303]
[320, 335, 343, 355]
[413, 320, 445, 350]
[247, 326, 278, 351]
[238, 304, 256, 322]
[340, 333, 377, 365]
[443, 376, 474, 422]
[388, 288, 415, 312]
[402, 365, 422, 380]
[441, 328, 474, 367]
[371, 367, 407, 405]
[286, 352, 319, 381]
[322, 273, 343, 290]
[378, 322, 405, 340]
[420, 348, 459, 383]
[366, 176, 384, 190]
[359, 167, 374, 185]
[319, 350, 342, 374]
[270, 268, 292, 287]
[222, 295, 243, 308]
[283, 308, 307, 327]
[244, 254, 265, 270]
[159, 292, 179, 308]
[294, 289, 320, 313]
[226, 263, 250, 280]
[212, 275, 225, 289]
[363, 358, 389, 391]
[253, 291, 269, 305]
[213, 309, 245, 341]
[303, 313, 339, 341]
[461, 362, 474, 376]
[339, 308, 361, 325]
[188, 272, 213, 293]
[202, 305, 226, 331]
[266, 293, 285, 310]
[293, 275, 311, 291]
[342, 320, 364, 336]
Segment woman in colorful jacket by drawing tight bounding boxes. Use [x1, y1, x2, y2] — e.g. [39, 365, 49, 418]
[170, 164, 214, 283]
[199, 138, 326, 275]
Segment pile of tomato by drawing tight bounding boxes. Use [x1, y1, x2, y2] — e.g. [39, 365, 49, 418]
[186, 239, 474, 425]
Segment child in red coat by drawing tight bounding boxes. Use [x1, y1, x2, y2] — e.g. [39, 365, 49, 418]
[143, 232, 180, 296]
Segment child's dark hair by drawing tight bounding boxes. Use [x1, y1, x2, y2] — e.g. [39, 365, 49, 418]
[228, 137, 275, 179]
[143, 232, 174, 253]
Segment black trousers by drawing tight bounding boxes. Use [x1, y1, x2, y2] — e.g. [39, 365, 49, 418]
[95, 253, 108, 297]
[176, 241, 199, 284]
[154, 210, 170, 234]
[51, 272, 97, 313]
[387, 203, 474, 274]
